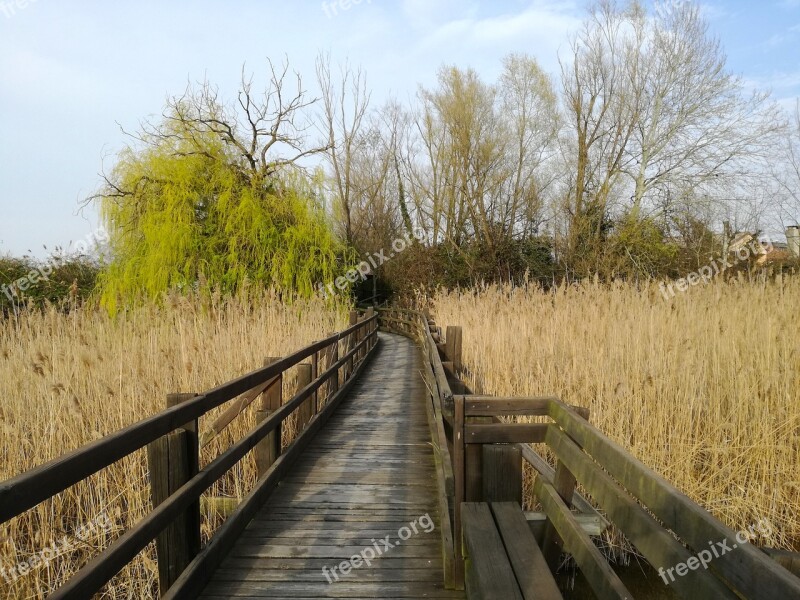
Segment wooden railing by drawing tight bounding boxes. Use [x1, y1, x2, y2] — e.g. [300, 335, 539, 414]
[0, 310, 379, 599]
[377, 308, 800, 599]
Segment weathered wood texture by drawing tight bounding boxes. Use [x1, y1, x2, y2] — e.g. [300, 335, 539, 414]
[147, 393, 201, 595]
[255, 358, 282, 478]
[491, 502, 563, 600]
[461, 503, 523, 600]
[198, 333, 465, 599]
[481, 445, 522, 504]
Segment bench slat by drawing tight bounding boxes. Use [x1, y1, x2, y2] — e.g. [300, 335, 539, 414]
[462, 502, 523, 600]
[491, 502, 563, 600]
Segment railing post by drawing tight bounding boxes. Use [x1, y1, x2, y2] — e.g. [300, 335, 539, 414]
[327, 336, 339, 399]
[296, 362, 313, 432]
[311, 348, 319, 414]
[256, 357, 282, 478]
[366, 307, 375, 351]
[147, 392, 201, 595]
[346, 310, 358, 377]
[356, 314, 364, 362]
[445, 325, 463, 372]
[454, 394, 466, 590]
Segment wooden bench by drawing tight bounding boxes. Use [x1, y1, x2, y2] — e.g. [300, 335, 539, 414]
[462, 502, 563, 600]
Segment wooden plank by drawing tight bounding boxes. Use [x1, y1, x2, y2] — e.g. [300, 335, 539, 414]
[534, 478, 632, 600]
[210, 567, 445, 582]
[215, 557, 443, 571]
[465, 423, 548, 444]
[764, 548, 800, 578]
[541, 457, 577, 572]
[548, 400, 800, 600]
[524, 512, 607, 537]
[417, 331, 457, 589]
[545, 427, 738, 599]
[423, 350, 456, 496]
[464, 397, 555, 417]
[491, 502, 563, 600]
[200, 581, 464, 598]
[461, 503, 523, 600]
[425, 324, 454, 416]
[481, 445, 522, 504]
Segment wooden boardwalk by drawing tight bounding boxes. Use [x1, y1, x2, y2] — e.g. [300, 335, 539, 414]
[199, 333, 465, 599]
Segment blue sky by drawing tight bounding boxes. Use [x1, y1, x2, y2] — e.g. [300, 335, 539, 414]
[0, 0, 798, 257]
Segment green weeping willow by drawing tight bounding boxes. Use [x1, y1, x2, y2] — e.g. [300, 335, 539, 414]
[94, 112, 347, 315]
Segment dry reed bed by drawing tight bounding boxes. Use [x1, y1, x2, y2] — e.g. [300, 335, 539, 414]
[0, 291, 346, 599]
[431, 278, 800, 552]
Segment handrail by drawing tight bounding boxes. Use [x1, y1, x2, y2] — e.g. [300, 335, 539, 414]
[547, 399, 800, 600]
[0, 315, 376, 523]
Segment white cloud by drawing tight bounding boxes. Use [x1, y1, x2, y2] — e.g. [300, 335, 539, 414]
[401, 0, 479, 29]
[411, 2, 582, 77]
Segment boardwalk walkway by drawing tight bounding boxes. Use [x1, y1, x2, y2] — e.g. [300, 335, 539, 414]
[199, 333, 465, 599]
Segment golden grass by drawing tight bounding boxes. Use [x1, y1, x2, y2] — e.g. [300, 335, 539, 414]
[431, 277, 800, 552]
[0, 290, 346, 599]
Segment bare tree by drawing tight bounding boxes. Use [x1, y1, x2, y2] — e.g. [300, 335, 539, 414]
[410, 59, 559, 267]
[316, 53, 371, 244]
[559, 0, 785, 274]
[497, 53, 561, 239]
[560, 0, 640, 267]
[154, 59, 325, 183]
[625, 0, 783, 221]
[772, 100, 800, 228]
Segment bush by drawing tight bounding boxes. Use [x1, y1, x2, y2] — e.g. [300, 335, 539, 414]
[0, 254, 99, 314]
